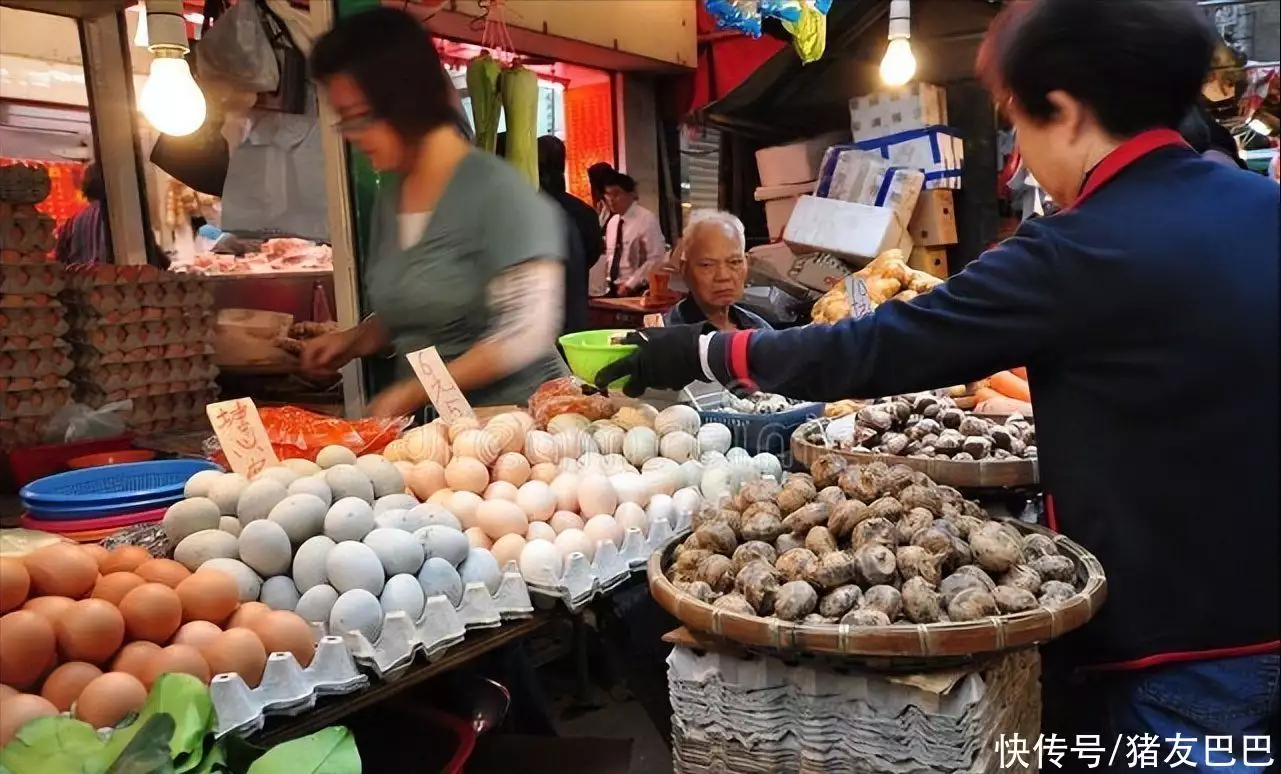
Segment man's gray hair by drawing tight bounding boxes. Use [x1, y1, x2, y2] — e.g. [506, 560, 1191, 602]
[670, 210, 747, 270]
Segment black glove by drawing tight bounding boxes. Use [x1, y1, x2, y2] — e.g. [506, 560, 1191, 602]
[594, 324, 710, 397]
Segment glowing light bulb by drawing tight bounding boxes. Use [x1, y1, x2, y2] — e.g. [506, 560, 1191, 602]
[140, 56, 207, 137]
[880, 37, 917, 87]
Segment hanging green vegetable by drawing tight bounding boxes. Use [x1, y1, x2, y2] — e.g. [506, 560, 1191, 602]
[500, 63, 539, 187]
[467, 52, 502, 153]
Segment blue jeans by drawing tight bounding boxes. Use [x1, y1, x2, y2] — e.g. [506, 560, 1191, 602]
[1104, 654, 1279, 772]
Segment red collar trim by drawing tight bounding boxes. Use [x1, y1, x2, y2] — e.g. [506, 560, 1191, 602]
[1068, 128, 1189, 210]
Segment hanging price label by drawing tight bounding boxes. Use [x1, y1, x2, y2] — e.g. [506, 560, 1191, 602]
[845, 276, 875, 319]
[206, 397, 279, 478]
[406, 346, 476, 425]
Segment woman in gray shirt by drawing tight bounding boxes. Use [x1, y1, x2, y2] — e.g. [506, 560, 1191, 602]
[302, 8, 567, 416]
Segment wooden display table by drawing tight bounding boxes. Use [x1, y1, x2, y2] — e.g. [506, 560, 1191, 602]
[588, 294, 683, 329]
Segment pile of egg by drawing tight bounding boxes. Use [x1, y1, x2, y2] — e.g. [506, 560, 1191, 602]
[0, 545, 314, 745]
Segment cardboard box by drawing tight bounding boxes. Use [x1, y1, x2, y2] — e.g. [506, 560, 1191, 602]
[784, 195, 913, 266]
[855, 126, 965, 190]
[850, 83, 948, 141]
[755, 131, 849, 187]
[909, 245, 949, 279]
[748, 241, 800, 283]
[792, 254, 850, 292]
[754, 181, 815, 241]
[816, 149, 924, 227]
[909, 189, 958, 247]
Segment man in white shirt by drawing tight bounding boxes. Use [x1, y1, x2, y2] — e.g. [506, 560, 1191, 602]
[590, 173, 668, 297]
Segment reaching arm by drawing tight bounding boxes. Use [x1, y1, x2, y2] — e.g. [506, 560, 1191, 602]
[705, 221, 1070, 401]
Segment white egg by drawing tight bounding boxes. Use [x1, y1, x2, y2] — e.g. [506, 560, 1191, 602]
[444, 456, 489, 494]
[484, 413, 527, 454]
[655, 405, 701, 437]
[679, 460, 705, 489]
[641, 467, 682, 498]
[697, 423, 733, 455]
[549, 473, 581, 513]
[672, 487, 703, 520]
[602, 454, 637, 476]
[577, 452, 607, 475]
[647, 493, 676, 527]
[490, 533, 527, 569]
[549, 511, 585, 534]
[700, 466, 735, 506]
[485, 480, 519, 501]
[615, 501, 650, 535]
[476, 498, 529, 540]
[592, 425, 625, 456]
[530, 462, 559, 483]
[610, 472, 650, 507]
[446, 490, 484, 530]
[659, 431, 700, 463]
[583, 513, 623, 549]
[554, 528, 595, 561]
[547, 413, 590, 435]
[518, 539, 564, 586]
[577, 473, 617, 517]
[492, 452, 532, 486]
[700, 450, 728, 467]
[525, 430, 561, 465]
[726, 447, 753, 465]
[516, 480, 557, 522]
[753, 452, 784, 482]
[556, 429, 592, 460]
[623, 426, 658, 467]
[557, 457, 582, 475]
[525, 521, 556, 542]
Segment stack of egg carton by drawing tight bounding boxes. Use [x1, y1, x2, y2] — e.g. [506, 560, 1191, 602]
[669, 646, 1041, 774]
[62, 264, 219, 435]
[1, 182, 71, 448]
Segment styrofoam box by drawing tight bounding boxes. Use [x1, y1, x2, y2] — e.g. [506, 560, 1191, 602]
[755, 131, 849, 188]
[784, 196, 913, 266]
[850, 83, 948, 141]
[855, 126, 965, 191]
[755, 181, 814, 241]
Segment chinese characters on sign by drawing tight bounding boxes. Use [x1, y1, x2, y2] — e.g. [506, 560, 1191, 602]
[996, 734, 1273, 769]
[846, 276, 875, 320]
[406, 346, 476, 426]
[206, 398, 279, 478]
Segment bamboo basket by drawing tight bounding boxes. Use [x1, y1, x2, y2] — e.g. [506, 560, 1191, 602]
[792, 421, 1039, 489]
[648, 519, 1105, 659]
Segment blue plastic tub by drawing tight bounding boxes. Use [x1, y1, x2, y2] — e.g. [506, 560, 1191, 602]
[19, 459, 221, 508]
[23, 493, 186, 521]
[695, 403, 824, 460]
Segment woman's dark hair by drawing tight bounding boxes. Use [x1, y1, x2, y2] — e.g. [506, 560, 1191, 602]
[81, 161, 105, 201]
[538, 135, 568, 192]
[310, 7, 456, 140]
[978, 0, 1215, 137]
[587, 162, 616, 201]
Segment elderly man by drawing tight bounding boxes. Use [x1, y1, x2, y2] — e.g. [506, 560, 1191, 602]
[664, 211, 771, 330]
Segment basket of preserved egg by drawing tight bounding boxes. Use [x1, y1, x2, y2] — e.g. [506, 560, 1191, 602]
[685, 388, 823, 460]
[649, 456, 1105, 658]
[793, 393, 1038, 489]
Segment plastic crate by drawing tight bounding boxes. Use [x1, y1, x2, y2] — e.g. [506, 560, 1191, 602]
[19, 459, 220, 508]
[695, 402, 824, 459]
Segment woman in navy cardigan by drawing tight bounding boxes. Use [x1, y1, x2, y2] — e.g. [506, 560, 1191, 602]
[600, 0, 1279, 765]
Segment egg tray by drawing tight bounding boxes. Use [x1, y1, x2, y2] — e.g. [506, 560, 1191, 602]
[329, 569, 535, 680]
[209, 635, 369, 738]
[525, 510, 694, 614]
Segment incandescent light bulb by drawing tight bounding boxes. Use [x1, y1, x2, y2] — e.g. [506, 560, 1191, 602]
[880, 37, 917, 87]
[140, 56, 207, 137]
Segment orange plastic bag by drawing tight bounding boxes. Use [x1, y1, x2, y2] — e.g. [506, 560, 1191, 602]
[204, 406, 410, 465]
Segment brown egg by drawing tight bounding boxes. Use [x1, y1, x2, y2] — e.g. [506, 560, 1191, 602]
[1, 556, 31, 613]
[175, 570, 238, 624]
[100, 546, 151, 575]
[21, 595, 75, 624]
[0, 610, 56, 690]
[134, 559, 191, 589]
[23, 543, 98, 599]
[199, 628, 267, 688]
[171, 620, 223, 651]
[39, 661, 103, 711]
[226, 601, 271, 629]
[80, 544, 109, 568]
[142, 644, 211, 688]
[54, 599, 125, 665]
[118, 583, 182, 644]
[0, 693, 59, 746]
[90, 573, 146, 607]
[249, 610, 317, 667]
[75, 672, 147, 729]
[110, 641, 161, 681]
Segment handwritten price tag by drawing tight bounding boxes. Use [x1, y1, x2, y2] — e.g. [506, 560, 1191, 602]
[643, 314, 665, 328]
[845, 276, 875, 320]
[407, 346, 476, 425]
[206, 397, 279, 477]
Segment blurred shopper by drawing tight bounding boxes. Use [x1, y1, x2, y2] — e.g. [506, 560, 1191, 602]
[590, 173, 667, 298]
[665, 211, 770, 331]
[54, 162, 109, 265]
[587, 161, 616, 229]
[302, 7, 566, 414]
[538, 135, 597, 334]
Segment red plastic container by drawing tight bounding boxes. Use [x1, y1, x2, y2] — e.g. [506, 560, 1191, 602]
[3, 435, 136, 488]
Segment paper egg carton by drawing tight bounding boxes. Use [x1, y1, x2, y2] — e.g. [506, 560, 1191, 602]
[209, 635, 369, 738]
[328, 568, 534, 680]
[524, 509, 694, 613]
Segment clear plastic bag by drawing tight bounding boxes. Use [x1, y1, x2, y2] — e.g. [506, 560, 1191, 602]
[196, 0, 280, 94]
[42, 400, 132, 443]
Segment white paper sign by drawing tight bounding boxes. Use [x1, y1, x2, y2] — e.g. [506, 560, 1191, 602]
[643, 314, 665, 328]
[406, 346, 476, 425]
[845, 276, 875, 319]
[206, 397, 280, 477]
